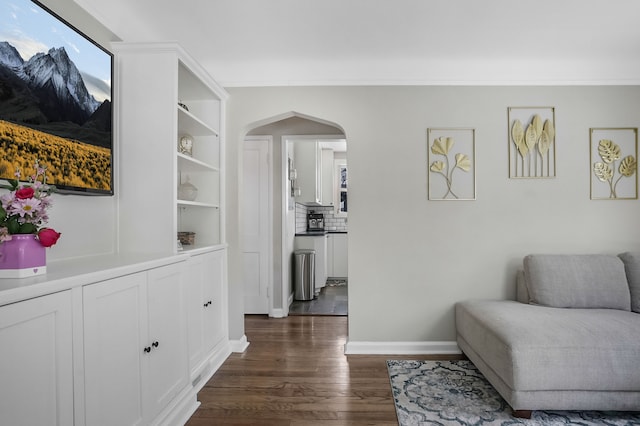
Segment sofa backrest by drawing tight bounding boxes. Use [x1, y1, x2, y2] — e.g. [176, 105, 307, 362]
[618, 252, 640, 313]
[523, 254, 631, 310]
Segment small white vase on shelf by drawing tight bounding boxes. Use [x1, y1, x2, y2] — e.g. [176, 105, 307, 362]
[178, 178, 198, 201]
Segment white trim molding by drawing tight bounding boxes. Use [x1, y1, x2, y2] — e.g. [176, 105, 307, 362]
[229, 335, 250, 353]
[344, 340, 461, 355]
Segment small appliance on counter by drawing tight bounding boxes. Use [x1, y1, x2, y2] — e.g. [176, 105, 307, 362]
[307, 212, 324, 232]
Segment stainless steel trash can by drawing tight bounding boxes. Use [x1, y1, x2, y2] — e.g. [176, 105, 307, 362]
[294, 249, 315, 301]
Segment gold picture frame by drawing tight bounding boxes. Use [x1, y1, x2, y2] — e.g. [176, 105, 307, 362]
[427, 128, 476, 201]
[508, 107, 556, 179]
[590, 128, 638, 200]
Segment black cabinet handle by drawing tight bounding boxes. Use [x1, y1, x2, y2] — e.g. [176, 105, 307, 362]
[152, 341, 159, 348]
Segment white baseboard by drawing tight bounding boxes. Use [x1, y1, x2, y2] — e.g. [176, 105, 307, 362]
[270, 308, 287, 318]
[344, 340, 461, 355]
[229, 335, 250, 353]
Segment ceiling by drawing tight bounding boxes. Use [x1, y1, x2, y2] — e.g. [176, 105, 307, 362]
[75, 0, 640, 87]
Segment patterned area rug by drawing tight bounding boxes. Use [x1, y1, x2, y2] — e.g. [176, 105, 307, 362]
[387, 360, 640, 425]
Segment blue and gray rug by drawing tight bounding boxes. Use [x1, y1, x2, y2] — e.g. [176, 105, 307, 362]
[387, 360, 640, 425]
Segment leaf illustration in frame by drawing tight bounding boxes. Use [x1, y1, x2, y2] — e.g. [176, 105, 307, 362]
[619, 155, 637, 177]
[525, 124, 537, 151]
[532, 114, 543, 140]
[431, 137, 454, 156]
[593, 162, 613, 182]
[455, 153, 471, 172]
[598, 139, 621, 163]
[543, 119, 555, 143]
[511, 120, 527, 157]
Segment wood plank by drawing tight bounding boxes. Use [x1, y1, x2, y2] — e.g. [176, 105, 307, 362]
[185, 315, 464, 424]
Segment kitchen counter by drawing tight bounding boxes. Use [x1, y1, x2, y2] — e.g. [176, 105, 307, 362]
[295, 230, 348, 236]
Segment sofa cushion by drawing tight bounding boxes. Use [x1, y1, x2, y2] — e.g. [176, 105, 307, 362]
[523, 254, 630, 310]
[456, 300, 640, 393]
[618, 252, 640, 313]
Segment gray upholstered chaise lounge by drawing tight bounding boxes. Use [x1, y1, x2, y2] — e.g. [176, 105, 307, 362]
[456, 253, 640, 418]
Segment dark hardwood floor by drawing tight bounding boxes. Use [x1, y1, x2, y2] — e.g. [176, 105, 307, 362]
[186, 315, 464, 425]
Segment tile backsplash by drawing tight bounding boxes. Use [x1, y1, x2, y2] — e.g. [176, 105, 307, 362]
[296, 203, 348, 233]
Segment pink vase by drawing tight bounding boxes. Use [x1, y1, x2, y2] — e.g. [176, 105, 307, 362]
[0, 234, 46, 278]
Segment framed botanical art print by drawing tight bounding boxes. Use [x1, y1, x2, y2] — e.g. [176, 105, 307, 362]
[427, 128, 476, 201]
[590, 128, 638, 200]
[508, 107, 556, 179]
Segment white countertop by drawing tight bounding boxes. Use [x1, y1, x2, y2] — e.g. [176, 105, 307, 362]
[0, 252, 188, 307]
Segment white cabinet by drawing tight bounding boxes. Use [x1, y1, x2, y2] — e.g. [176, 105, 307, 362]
[294, 141, 321, 205]
[186, 249, 227, 382]
[321, 148, 334, 205]
[0, 291, 73, 426]
[327, 233, 348, 278]
[83, 262, 189, 426]
[114, 42, 227, 253]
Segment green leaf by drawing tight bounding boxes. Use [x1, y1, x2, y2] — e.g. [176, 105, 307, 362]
[18, 223, 37, 234]
[6, 216, 20, 234]
[619, 155, 637, 177]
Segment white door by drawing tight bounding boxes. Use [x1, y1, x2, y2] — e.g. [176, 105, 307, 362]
[243, 137, 271, 314]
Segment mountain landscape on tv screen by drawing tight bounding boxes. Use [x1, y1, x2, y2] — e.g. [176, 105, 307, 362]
[0, 41, 111, 149]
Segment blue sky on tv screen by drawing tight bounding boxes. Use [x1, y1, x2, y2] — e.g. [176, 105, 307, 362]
[0, 0, 111, 102]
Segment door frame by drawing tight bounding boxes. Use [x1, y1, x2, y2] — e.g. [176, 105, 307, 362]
[242, 135, 274, 315]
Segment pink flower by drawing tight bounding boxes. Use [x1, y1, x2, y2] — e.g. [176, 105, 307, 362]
[12, 197, 41, 217]
[15, 187, 34, 199]
[37, 228, 61, 247]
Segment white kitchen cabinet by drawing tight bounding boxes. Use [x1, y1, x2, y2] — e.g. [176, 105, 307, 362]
[83, 262, 189, 426]
[329, 233, 348, 278]
[0, 291, 73, 426]
[186, 249, 227, 383]
[294, 141, 321, 205]
[321, 148, 334, 206]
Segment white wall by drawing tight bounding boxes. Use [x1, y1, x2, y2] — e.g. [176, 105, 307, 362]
[226, 85, 640, 344]
[18, 0, 121, 261]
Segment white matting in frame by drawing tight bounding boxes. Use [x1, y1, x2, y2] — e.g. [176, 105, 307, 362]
[427, 128, 476, 201]
[590, 127, 638, 200]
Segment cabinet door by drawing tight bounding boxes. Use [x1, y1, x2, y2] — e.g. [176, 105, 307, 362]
[0, 291, 73, 426]
[294, 141, 320, 205]
[186, 253, 206, 372]
[146, 263, 189, 418]
[84, 273, 147, 426]
[332, 234, 348, 277]
[326, 234, 334, 277]
[203, 250, 226, 352]
[321, 148, 334, 205]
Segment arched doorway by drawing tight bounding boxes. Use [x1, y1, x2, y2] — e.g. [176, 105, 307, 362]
[241, 112, 347, 317]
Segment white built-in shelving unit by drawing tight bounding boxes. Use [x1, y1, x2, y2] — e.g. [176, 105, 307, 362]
[113, 42, 227, 254]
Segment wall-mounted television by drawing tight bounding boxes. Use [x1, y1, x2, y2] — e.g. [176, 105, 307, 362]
[0, 0, 113, 195]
